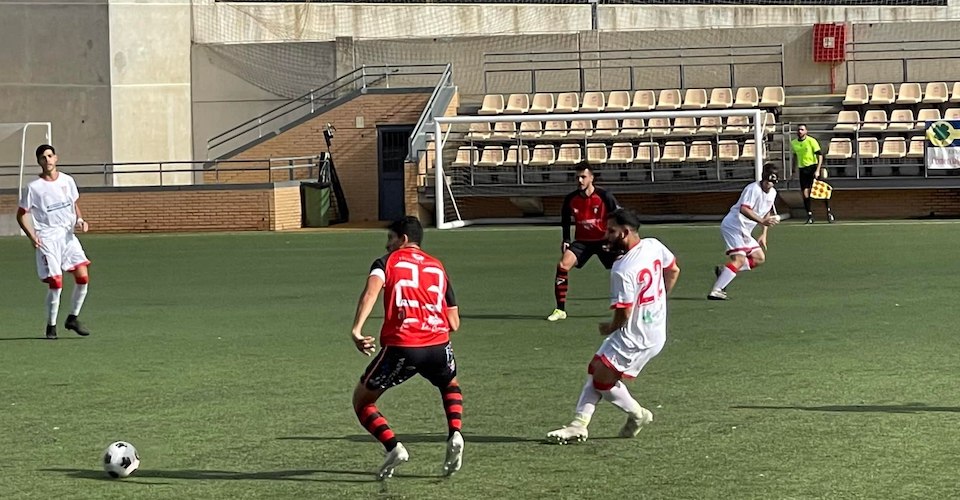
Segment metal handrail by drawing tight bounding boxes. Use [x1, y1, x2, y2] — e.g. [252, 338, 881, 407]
[408, 64, 454, 162]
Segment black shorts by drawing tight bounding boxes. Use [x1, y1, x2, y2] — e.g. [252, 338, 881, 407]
[799, 167, 817, 190]
[360, 342, 457, 391]
[569, 240, 619, 270]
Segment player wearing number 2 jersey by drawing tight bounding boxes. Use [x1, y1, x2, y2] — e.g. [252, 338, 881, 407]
[547, 208, 680, 445]
[350, 216, 464, 481]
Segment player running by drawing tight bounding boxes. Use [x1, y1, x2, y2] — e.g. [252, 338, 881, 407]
[349, 216, 464, 480]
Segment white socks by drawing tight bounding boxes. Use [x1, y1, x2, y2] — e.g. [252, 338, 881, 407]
[46, 289, 62, 326]
[572, 376, 644, 426]
[712, 266, 738, 291]
[601, 381, 643, 416]
[71, 284, 88, 316]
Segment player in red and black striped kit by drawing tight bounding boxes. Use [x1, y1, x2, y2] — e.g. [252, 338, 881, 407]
[350, 216, 464, 481]
[548, 165, 621, 321]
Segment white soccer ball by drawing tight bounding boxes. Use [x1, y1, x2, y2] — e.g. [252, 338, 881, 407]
[102, 441, 140, 478]
[773, 215, 782, 223]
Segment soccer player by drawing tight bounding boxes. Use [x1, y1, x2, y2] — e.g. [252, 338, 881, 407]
[546, 208, 680, 444]
[707, 163, 781, 301]
[547, 165, 620, 321]
[15, 145, 93, 340]
[350, 216, 463, 480]
[790, 124, 834, 224]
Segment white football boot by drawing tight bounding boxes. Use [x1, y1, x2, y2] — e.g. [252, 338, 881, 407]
[442, 431, 464, 476]
[619, 407, 654, 438]
[547, 309, 568, 321]
[546, 423, 589, 444]
[377, 442, 409, 481]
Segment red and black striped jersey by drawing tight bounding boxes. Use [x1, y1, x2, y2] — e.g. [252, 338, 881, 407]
[561, 187, 620, 242]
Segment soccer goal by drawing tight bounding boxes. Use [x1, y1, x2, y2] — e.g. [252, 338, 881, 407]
[431, 109, 768, 229]
[0, 122, 52, 235]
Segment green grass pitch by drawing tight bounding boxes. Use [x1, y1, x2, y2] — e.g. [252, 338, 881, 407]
[1, 221, 959, 499]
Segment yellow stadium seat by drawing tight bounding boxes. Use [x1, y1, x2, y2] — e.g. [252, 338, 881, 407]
[503, 94, 530, 114]
[842, 84, 869, 106]
[555, 143, 582, 166]
[661, 141, 687, 162]
[707, 88, 733, 109]
[619, 118, 644, 138]
[717, 140, 740, 161]
[580, 92, 605, 113]
[916, 108, 942, 129]
[566, 119, 593, 139]
[555, 92, 580, 113]
[630, 90, 657, 111]
[491, 121, 517, 140]
[733, 87, 759, 108]
[887, 109, 915, 131]
[896, 83, 922, 105]
[759, 86, 785, 107]
[671, 116, 698, 136]
[870, 83, 896, 105]
[656, 89, 682, 110]
[609, 143, 635, 163]
[834, 110, 861, 131]
[606, 91, 631, 112]
[697, 116, 723, 136]
[530, 93, 555, 114]
[861, 110, 888, 132]
[879, 138, 906, 159]
[452, 146, 479, 167]
[857, 137, 880, 159]
[542, 120, 568, 139]
[923, 82, 949, 104]
[476, 146, 505, 167]
[907, 136, 926, 158]
[723, 115, 750, 135]
[528, 144, 556, 166]
[479, 94, 505, 115]
[466, 122, 492, 141]
[635, 142, 661, 163]
[951, 82, 960, 103]
[518, 120, 542, 139]
[586, 143, 608, 164]
[681, 88, 707, 110]
[687, 141, 714, 162]
[646, 117, 671, 137]
[593, 119, 619, 138]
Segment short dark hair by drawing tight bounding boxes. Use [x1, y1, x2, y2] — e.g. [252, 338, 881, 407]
[388, 216, 424, 245]
[35, 144, 55, 159]
[607, 207, 641, 231]
[576, 165, 594, 174]
[762, 163, 779, 181]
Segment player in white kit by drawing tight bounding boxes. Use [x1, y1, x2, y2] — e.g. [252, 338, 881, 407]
[546, 208, 680, 444]
[16, 145, 93, 339]
[707, 163, 781, 301]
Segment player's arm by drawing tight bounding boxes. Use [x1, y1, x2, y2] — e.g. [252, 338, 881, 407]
[15, 207, 40, 249]
[74, 201, 89, 233]
[602, 189, 621, 212]
[445, 277, 460, 332]
[600, 270, 634, 336]
[599, 306, 631, 337]
[739, 204, 778, 227]
[663, 260, 680, 295]
[350, 270, 384, 356]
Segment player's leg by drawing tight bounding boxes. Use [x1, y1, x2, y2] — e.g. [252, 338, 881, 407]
[709, 254, 746, 300]
[62, 236, 92, 335]
[419, 343, 464, 476]
[36, 246, 62, 339]
[800, 168, 815, 223]
[710, 226, 753, 299]
[824, 197, 835, 223]
[353, 347, 413, 480]
[549, 243, 584, 321]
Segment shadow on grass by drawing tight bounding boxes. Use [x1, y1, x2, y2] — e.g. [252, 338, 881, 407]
[39, 467, 411, 483]
[732, 403, 960, 414]
[459, 313, 608, 320]
[279, 433, 542, 444]
[0, 337, 85, 341]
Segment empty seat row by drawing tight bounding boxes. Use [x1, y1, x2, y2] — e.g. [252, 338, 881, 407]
[466, 114, 776, 140]
[478, 87, 785, 115]
[452, 140, 764, 167]
[834, 109, 950, 132]
[843, 82, 960, 106]
[825, 136, 925, 160]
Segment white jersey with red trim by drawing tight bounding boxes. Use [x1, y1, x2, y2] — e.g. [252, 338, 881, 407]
[18, 173, 80, 238]
[609, 238, 677, 350]
[722, 181, 777, 234]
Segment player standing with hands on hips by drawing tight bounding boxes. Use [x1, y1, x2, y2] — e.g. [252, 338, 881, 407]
[16, 144, 93, 339]
[349, 216, 464, 480]
[707, 163, 781, 301]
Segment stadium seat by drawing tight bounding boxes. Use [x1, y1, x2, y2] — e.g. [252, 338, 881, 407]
[681, 88, 708, 109]
[945, 108, 960, 120]
[671, 116, 698, 136]
[476, 146, 505, 167]
[717, 140, 740, 161]
[857, 137, 880, 159]
[528, 144, 556, 166]
[952, 82, 960, 103]
[887, 109, 915, 131]
[452, 146, 479, 167]
[916, 108, 942, 129]
[656, 89, 682, 110]
[631, 90, 657, 111]
[661, 141, 687, 162]
[555, 144, 582, 166]
[697, 116, 723, 136]
[593, 119, 619, 138]
[530, 93, 555, 114]
[896, 83, 922, 104]
[646, 117, 671, 137]
[541, 120, 568, 139]
[763, 112, 777, 134]
[518, 120, 543, 139]
[466, 122, 492, 141]
[741, 139, 764, 160]
[723, 115, 750, 135]
[609, 143, 635, 163]
[733, 87, 759, 108]
[586, 143, 608, 164]
[687, 141, 714, 162]
[880, 137, 907, 159]
[635, 142, 661, 163]
[923, 82, 949, 104]
[861, 110, 888, 132]
[843, 84, 869, 106]
[825, 138, 853, 159]
[479, 94, 505, 115]
[566, 119, 593, 139]
[619, 118, 644, 138]
[506, 145, 531, 166]
[580, 92, 605, 113]
[555, 92, 580, 113]
[834, 110, 861, 131]
[870, 83, 896, 105]
[504, 94, 530, 114]
[707, 88, 733, 109]
[606, 91, 631, 112]
[907, 136, 926, 158]
[759, 86, 785, 107]
[492, 121, 517, 140]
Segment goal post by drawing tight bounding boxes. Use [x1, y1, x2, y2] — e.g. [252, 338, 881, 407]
[432, 109, 766, 230]
[0, 122, 52, 236]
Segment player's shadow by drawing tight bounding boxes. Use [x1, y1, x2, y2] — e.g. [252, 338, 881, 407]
[278, 433, 542, 444]
[40, 467, 395, 483]
[0, 337, 84, 341]
[732, 403, 960, 414]
[459, 313, 607, 320]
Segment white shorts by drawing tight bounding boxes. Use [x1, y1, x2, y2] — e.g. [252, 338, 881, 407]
[36, 232, 90, 280]
[720, 223, 761, 256]
[593, 334, 664, 379]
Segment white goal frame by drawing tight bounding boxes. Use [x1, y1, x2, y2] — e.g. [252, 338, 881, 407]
[432, 109, 766, 229]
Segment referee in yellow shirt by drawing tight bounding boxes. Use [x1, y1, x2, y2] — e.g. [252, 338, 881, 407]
[790, 124, 834, 224]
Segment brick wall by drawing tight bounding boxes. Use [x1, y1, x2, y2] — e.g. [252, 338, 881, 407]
[271, 185, 303, 230]
[230, 91, 431, 222]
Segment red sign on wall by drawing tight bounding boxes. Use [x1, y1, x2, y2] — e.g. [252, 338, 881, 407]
[813, 23, 847, 62]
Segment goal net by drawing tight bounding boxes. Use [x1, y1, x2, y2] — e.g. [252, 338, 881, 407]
[0, 123, 51, 236]
[431, 109, 769, 229]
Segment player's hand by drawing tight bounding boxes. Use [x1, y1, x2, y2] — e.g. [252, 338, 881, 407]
[758, 234, 768, 250]
[30, 236, 42, 249]
[352, 335, 376, 356]
[75, 219, 89, 233]
[598, 322, 612, 336]
[760, 215, 780, 227]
